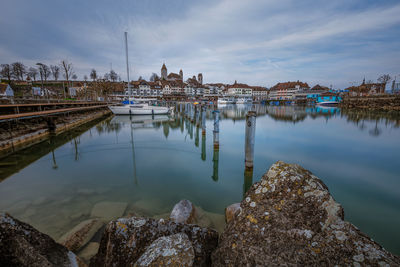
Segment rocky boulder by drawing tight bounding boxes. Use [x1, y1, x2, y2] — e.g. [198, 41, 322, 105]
[135, 233, 195, 267]
[212, 161, 400, 266]
[90, 216, 218, 267]
[170, 199, 196, 224]
[0, 212, 86, 267]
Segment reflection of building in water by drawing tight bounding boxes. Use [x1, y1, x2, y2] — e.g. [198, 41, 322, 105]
[201, 134, 206, 161]
[266, 106, 307, 123]
[212, 148, 219, 182]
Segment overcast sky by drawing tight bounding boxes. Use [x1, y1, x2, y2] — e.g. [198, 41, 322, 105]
[1, 0, 399, 88]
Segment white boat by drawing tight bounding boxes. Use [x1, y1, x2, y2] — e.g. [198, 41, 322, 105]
[316, 101, 340, 107]
[109, 99, 171, 115]
[109, 32, 171, 116]
[235, 97, 253, 104]
[218, 97, 236, 104]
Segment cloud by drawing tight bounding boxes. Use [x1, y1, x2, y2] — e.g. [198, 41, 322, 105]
[0, 0, 399, 88]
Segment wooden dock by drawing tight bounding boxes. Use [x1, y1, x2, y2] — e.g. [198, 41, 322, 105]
[0, 105, 109, 122]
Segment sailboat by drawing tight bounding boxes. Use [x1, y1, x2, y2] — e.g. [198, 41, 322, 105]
[109, 32, 171, 115]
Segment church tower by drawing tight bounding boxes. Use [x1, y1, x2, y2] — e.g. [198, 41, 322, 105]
[179, 69, 183, 80]
[198, 73, 203, 85]
[161, 63, 168, 80]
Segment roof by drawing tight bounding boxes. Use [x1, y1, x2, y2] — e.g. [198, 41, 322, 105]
[227, 82, 253, 89]
[345, 83, 385, 93]
[167, 73, 182, 80]
[311, 84, 329, 91]
[270, 81, 310, 91]
[161, 63, 167, 70]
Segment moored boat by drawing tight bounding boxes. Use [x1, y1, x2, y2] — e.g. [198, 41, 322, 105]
[218, 97, 236, 104]
[109, 100, 171, 115]
[316, 92, 341, 106]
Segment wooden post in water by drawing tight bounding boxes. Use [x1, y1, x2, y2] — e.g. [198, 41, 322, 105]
[213, 110, 220, 149]
[201, 132, 206, 161]
[201, 105, 206, 136]
[245, 111, 256, 169]
[212, 147, 219, 182]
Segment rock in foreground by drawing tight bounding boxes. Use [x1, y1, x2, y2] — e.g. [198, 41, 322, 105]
[0, 212, 86, 267]
[90, 216, 218, 267]
[212, 161, 400, 266]
[135, 233, 195, 267]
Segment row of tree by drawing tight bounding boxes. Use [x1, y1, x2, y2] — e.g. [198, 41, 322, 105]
[0, 61, 122, 84]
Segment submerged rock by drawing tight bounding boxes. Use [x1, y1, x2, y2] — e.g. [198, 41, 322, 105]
[90, 216, 218, 267]
[212, 161, 400, 266]
[170, 199, 196, 224]
[58, 219, 103, 252]
[0, 212, 86, 267]
[135, 233, 195, 267]
[78, 242, 100, 263]
[225, 203, 241, 223]
[90, 201, 127, 222]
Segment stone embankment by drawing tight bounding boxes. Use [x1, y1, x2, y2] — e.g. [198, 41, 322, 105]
[0, 108, 111, 158]
[340, 95, 400, 110]
[1, 161, 399, 266]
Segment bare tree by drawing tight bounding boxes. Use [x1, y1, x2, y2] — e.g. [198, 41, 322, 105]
[90, 69, 97, 81]
[84, 75, 88, 81]
[378, 74, 391, 86]
[138, 76, 143, 81]
[50, 65, 60, 81]
[38, 63, 51, 81]
[72, 74, 78, 80]
[150, 73, 159, 82]
[27, 67, 38, 81]
[109, 70, 118, 82]
[11, 62, 26, 80]
[104, 73, 110, 81]
[0, 64, 12, 83]
[60, 60, 74, 85]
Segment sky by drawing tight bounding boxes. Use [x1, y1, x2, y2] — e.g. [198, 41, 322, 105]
[1, 0, 400, 89]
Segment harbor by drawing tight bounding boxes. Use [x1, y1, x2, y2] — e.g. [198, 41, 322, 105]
[1, 104, 399, 260]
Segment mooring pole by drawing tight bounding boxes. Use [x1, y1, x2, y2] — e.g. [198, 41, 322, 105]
[245, 111, 256, 169]
[195, 122, 199, 147]
[213, 110, 220, 149]
[212, 148, 219, 181]
[201, 105, 206, 136]
[201, 133, 206, 161]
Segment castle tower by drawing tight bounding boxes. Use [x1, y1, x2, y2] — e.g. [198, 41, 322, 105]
[179, 69, 183, 80]
[198, 73, 203, 85]
[161, 63, 168, 80]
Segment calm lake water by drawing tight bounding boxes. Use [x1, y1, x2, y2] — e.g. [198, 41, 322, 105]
[0, 105, 399, 255]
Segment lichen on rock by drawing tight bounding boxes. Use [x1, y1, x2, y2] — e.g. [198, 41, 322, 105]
[212, 161, 400, 266]
[0, 212, 86, 267]
[134, 233, 194, 267]
[90, 216, 218, 267]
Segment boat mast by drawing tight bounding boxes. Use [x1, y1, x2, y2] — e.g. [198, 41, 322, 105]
[124, 32, 131, 97]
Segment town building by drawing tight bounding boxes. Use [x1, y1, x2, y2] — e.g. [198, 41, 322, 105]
[345, 79, 385, 96]
[0, 83, 14, 97]
[252, 86, 268, 100]
[269, 81, 310, 100]
[391, 80, 400, 94]
[226, 81, 253, 96]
